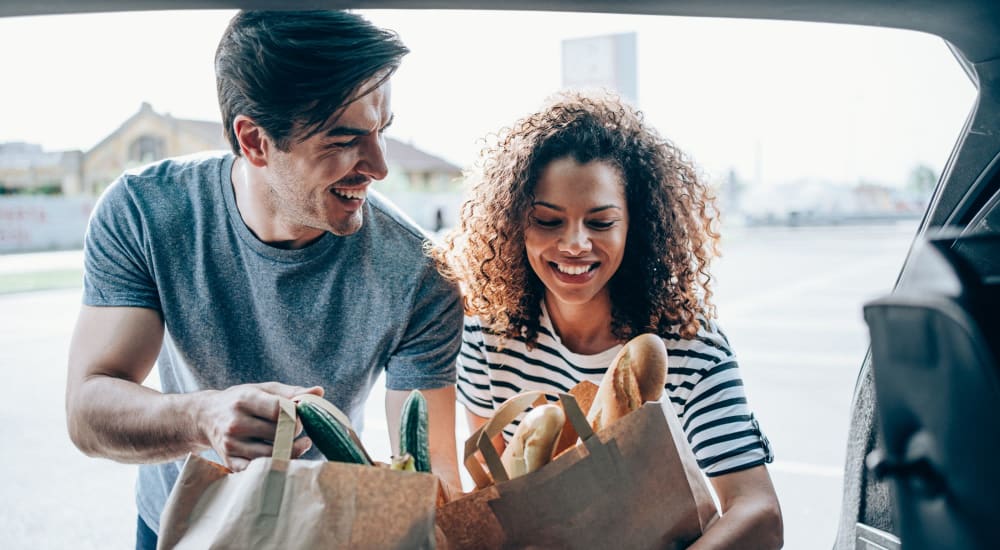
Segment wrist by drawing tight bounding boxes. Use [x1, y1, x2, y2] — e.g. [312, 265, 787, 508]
[181, 389, 218, 451]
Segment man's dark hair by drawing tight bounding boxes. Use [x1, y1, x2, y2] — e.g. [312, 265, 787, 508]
[216, 10, 409, 154]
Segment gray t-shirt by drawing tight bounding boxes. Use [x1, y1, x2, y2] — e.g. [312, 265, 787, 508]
[82, 151, 462, 533]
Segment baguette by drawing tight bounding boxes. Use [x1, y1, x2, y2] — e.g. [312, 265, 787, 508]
[587, 333, 668, 431]
[500, 404, 566, 478]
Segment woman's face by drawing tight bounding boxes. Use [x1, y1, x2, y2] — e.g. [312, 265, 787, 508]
[524, 157, 629, 312]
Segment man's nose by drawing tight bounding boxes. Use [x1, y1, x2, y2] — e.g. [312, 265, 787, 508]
[357, 134, 389, 181]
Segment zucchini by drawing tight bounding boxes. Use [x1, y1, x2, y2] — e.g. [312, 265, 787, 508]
[296, 395, 372, 466]
[390, 453, 416, 472]
[399, 390, 432, 473]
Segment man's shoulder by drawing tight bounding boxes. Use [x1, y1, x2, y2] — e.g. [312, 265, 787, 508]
[94, 151, 230, 231]
[118, 151, 229, 193]
[366, 189, 435, 247]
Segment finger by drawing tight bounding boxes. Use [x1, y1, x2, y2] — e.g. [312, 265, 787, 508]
[225, 415, 279, 442]
[228, 457, 250, 472]
[257, 381, 323, 400]
[238, 384, 322, 423]
[235, 387, 289, 421]
[222, 438, 275, 463]
[304, 385, 324, 397]
[291, 436, 313, 458]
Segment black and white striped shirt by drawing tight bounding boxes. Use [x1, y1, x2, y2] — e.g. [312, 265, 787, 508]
[456, 305, 773, 477]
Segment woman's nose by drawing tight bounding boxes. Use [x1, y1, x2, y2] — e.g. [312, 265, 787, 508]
[558, 224, 592, 255]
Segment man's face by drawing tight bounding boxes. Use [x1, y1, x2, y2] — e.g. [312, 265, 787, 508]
[265, 80, 392, 237]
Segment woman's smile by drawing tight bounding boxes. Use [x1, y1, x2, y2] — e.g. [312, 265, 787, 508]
[549, 260, 600, 283]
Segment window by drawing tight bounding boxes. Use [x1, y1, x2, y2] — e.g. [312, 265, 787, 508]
[128, 134, 164, 164]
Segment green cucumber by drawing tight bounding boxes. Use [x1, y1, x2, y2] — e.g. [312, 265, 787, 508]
[297, 396, 372, 466]
[399, 390, 432, 473]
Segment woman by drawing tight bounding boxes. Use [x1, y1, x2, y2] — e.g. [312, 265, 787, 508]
[435, 90, 783, 548]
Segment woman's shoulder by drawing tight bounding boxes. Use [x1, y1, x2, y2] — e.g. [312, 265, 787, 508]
[463, 314, 494, 336]
[657, 316, 736, 372]
[461, 314, 510, 350]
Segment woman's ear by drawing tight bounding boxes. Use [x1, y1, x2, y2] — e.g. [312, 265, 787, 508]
[233, 115, 270, 168]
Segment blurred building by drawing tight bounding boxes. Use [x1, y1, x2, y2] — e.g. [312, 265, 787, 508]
[561, 32, 638, 106]
[0, 142, 82, 195]
[740, 179, 925, 226]
[0, 102, 464, 234]
[91, 103, 466, 230]
[375, 138, 465, 232]
[82, 102, 229, 194]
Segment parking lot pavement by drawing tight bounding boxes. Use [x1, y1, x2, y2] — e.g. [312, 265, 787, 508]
[0, 221, 918, 549]
[0, 249, 83, 275]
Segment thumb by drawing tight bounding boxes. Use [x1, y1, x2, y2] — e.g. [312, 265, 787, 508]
[261, 382, 324, 399]
[300, 385, 325, 398]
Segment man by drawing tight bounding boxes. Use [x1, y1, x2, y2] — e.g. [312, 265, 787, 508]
[64, 11, 463, 549]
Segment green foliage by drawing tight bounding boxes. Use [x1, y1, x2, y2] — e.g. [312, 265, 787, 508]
[0, 183, 63, 195]
[907, 164, 938, 194]
[0, 269, 82, 294]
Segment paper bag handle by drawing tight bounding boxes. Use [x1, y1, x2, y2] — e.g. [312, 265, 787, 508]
[464, 391, 594, 489]
[272, 397, 297, 461]
[557, 392, 595, 443]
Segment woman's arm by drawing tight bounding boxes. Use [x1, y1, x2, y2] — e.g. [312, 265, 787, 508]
[387, 386, 461, 494]
[690, 465, 783, 549]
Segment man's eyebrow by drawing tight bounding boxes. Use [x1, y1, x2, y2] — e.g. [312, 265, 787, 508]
[531, 201, 621, 213]
[323, 114, 395, 138]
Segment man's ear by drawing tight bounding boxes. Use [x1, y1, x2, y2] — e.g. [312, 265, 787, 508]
[233, 115, 270, 168]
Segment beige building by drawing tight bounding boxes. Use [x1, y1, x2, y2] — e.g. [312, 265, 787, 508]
[2, 103, 464, 230]
[81, 102, 463, 198]
[81, 102, 231, 194]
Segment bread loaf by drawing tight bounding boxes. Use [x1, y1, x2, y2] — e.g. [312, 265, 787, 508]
[587, 333, 668, 431]
[500, 404, 566, 478]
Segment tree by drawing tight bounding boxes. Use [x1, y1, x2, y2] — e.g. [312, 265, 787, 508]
[907, 163, 939, 195]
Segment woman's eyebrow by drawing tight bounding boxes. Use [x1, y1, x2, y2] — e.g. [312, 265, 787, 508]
[531, 201, 621, 213]
[531, 200, 564, 211]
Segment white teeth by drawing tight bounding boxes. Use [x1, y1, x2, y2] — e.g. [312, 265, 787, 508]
[555, 263, 593, 275]
[332, 188, 366, 200]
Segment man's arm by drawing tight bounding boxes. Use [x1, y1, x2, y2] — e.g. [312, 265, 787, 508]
[65, 305, 320, 471]
[387, 386, 461, 493]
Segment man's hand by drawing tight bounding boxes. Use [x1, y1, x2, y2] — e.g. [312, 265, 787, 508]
[197, 382, 324, 471]
[66, 303, 329, 468]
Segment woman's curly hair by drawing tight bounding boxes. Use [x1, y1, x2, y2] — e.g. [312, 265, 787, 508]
[433, 90, 721, 346]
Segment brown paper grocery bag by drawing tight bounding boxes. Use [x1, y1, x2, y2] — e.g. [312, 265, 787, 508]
[158, 397, 439, 549]
[437, 389, 718, 549]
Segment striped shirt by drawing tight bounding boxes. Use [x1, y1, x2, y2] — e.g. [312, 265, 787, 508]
[457, 305, 774, 477]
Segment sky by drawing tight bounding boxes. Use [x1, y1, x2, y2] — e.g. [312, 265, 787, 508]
[0, 9, 977, 188]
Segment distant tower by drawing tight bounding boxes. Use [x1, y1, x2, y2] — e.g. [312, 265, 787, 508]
[561, 32, 638, 106]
